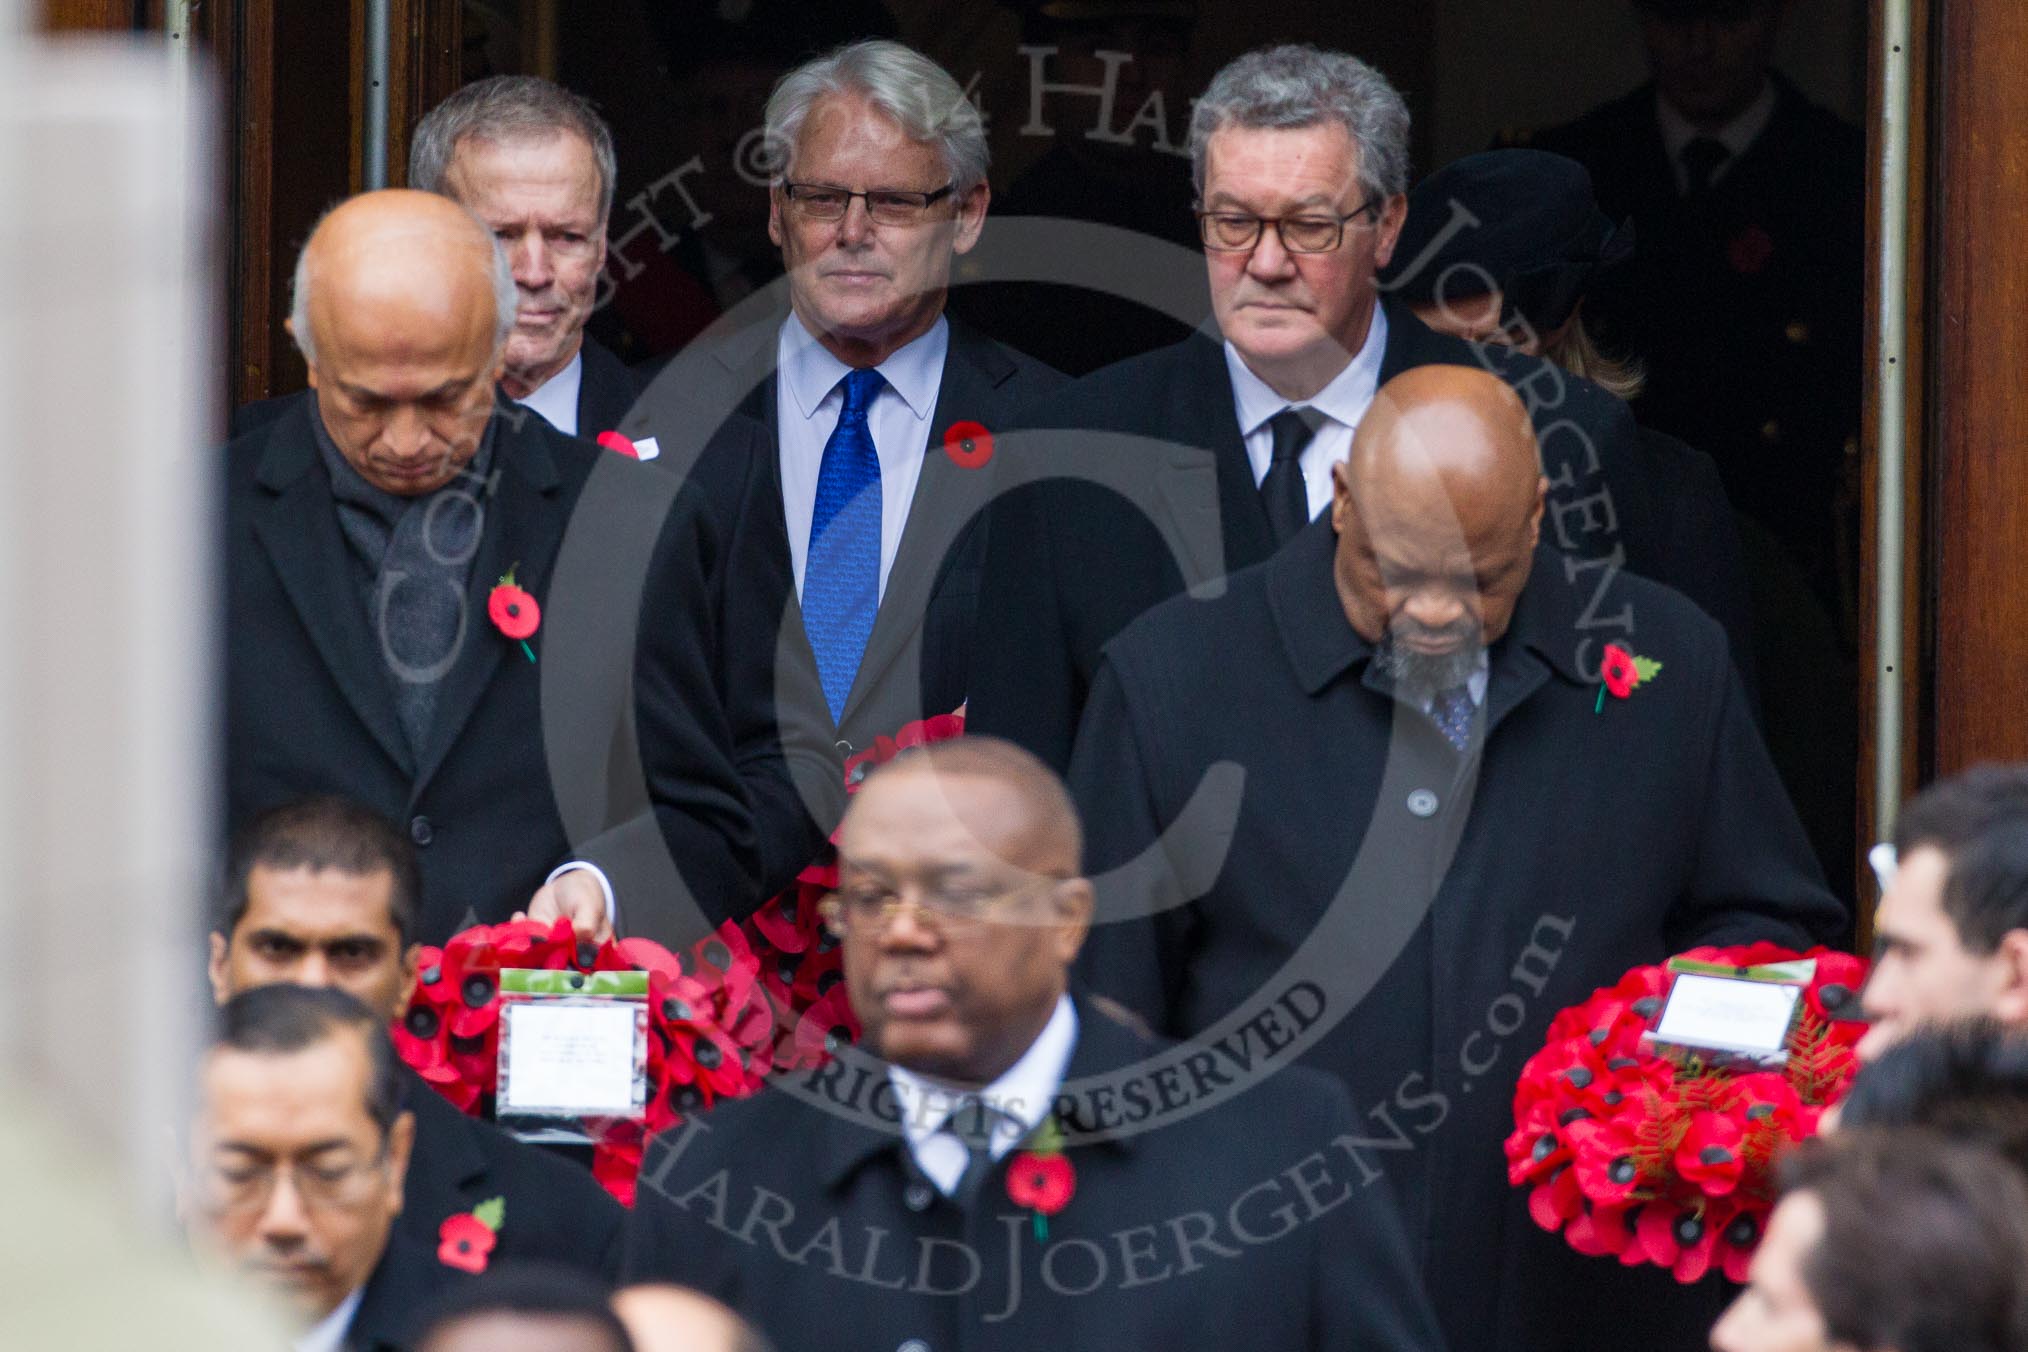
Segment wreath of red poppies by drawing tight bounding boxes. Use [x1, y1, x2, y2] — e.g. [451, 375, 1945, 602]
[1505, 943, 1869, 1282]
[393, 713, 965, 1204]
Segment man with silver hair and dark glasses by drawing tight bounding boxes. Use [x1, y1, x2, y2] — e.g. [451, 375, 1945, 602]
[968, 43, 1691, 776]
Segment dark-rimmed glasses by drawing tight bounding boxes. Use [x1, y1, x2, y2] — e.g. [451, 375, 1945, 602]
[1195, 196, 1384, 254]
[782, 182, 957, 226]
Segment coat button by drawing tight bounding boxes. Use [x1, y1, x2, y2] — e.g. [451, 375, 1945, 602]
[409, 815, 434, 847]
[903, 1182, 934, 1212]
[1406, 790, 1439, 818]
[898, 1341, 931, 1352]
[1784, 320, 1810, 345]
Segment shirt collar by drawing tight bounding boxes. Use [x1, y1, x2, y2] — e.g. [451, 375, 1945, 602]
[779, 313, 950, 423]
[293, 1286, 362, 1352]
[513, 348, 584, 436]
[887, 993, 1079, 1156]
[1656, 77, 1778, 168]
[1223, 302, 1389, 438]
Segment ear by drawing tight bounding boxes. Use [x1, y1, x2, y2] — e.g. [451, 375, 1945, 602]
[767, 185, 786, 251]
[1527, 474, 1548, 550]
[950, 181, 991, 256]
[206, 931, 233, 1007]
[392, 942, 421, 1020]
[1050, 877, 1094, 967]
[1328, 458, 1356, 535]
[384, 1109, 417, 1217]
[1989, 930, 2028, 1028]
[1369, 192, 1409, 272]
[286, 319, 322, 390]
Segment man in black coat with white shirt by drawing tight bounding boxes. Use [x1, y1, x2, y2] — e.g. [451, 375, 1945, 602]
[623, 737, 1442, 1352]
[224, 190, 755, 944]
[626, 40, 1063, 895]
[1069, 365, 1846, 1352]
[967, 43, 1698, 775]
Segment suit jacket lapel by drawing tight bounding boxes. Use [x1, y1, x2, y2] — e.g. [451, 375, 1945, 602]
[249, 399, 414, 775]
[1165, 337, 1274, 583]
[411, 410, 564, 796]
[838, 320, 1006, 726]
[345, 1229, 453, 1351]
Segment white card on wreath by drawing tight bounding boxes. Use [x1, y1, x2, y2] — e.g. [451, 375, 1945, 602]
[1652, 972, 1804, 1058]
[497, 1000, 639, 1116]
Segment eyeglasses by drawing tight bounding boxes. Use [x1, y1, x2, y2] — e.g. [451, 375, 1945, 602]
[196, 1147, 393, 1217]
[1195, 197, 1384, 254]
[782, 182, 957, 226]
[819, 878, 1061, 935]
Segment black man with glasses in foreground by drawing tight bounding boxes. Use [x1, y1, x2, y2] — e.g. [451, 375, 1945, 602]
[967, 42, 1687, 775]
[622, 735, 1441, 1352]
[181, 984, 453, 1352]
[626, 38, 1063, 900]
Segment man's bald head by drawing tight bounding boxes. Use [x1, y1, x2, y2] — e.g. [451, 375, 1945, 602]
[861, 736, 1084, 880]
[613, 1285, 771, 1352]
[1329, 365, 1548, 687]
[286, 191, 518, 496]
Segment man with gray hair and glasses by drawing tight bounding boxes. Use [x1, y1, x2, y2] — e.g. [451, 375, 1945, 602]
[968, 43, 1686, 775]
[410, 75, 639, 441]
[629, 39, 1062, 896]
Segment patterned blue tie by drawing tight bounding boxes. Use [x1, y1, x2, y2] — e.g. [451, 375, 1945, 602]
[805, 368, 885, 723]
[1430, 684, 1475, 753]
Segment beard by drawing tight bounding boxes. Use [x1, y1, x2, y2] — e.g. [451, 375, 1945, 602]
[1373, 624, 1484, 704]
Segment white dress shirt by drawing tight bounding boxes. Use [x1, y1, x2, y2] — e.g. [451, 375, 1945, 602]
[512, 349, 585, 436]
[294, 1288, 362, 1352]
[777, 313, 950, 602]
[1656, 79, 1778, 195]
[1226, 302, 1389, 525]
[888, 994, 1079, 1196]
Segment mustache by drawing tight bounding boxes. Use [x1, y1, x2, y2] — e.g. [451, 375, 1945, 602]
[1387, 618, 1480, 645]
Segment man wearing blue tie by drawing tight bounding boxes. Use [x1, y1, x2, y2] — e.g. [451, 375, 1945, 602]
[652, 40, 1064, 894]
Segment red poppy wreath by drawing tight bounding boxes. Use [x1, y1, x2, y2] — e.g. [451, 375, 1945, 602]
[1505, 943, 1869, 1283]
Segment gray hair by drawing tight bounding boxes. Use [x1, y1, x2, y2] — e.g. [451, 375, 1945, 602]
[409, 74, 617, 222]
[1189, 44, 1411, 204]
[289, 207, 517, 368]
[764, 39, 988, 193]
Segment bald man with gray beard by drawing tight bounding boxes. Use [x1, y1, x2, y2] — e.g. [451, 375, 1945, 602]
[1068, 365, 1845, 1352]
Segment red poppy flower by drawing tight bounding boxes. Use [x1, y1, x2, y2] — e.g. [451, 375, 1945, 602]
[1676, 1111, 1747, 1196]
[488, 581, 541, 641]
[1566, 1198, 1640, 1259]
[843, 736, 899, 790]
[942, 420, 993, 469]
[437, 1213, 497, 1273]
[1600, 644, 1638, 698]
[1007, 1152, 1075, 1215]
[1714, 1203, 1766, 1283]
[1637, 1201, 1723, 1283]
[1527, 1164, 1586, 1231]
[1571, 1116, 1651, 1207]
[1804, 949, 1869, 1026]
[894, 711, 966, 748]
[788, 984, 860, 1069]
[752, 891, 813, 955]
[593, 1140, 642, 1206]
[595, 430, 640, 459]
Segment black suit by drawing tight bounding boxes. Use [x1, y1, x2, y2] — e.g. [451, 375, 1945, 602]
[622, 995, 1443, 1352]
[399, 1066, 623, 1278]
[626, 315, 1064, 894]
[966, 299, 1748, 772]
[1528, 75, 1864, 598]
[343, 1228, 465, 1351]
[224, 392, 757, 942]
[1068, 520, 1846, 1352]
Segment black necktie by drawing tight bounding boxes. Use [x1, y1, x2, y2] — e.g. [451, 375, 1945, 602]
[1680, 137, 1730, 196]
[1262, 407, 1323, 545]
[940, 1097, 1006, 1205]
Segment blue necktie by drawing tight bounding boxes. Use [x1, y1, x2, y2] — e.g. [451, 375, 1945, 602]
[1430, 684, 1475, 753]
[805, 368, 885, 723]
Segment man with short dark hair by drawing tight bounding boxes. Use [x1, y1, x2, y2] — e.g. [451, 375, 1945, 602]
[181, 984, 448, 1351]
[1710, 1129, 2028, 1352]
[623, 736, 1440, 1352]
[1858, 765, 2028, 1062]
[968, 42, 1687, 774]
[415, 1263, 633, 1352]
[1838, 1019, 2028, 1175]
[210, 797, 625, 1280]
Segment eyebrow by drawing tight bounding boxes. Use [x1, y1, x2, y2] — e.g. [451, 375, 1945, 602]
[1202, 191, 1341, 212]
[214, 1137, 356, 1159]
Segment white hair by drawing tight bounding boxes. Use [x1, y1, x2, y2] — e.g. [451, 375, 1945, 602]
[410, 74, 617, 222]
[288, 209, 517, 368]
[764, 39, 988, 192]
[1189, 44, 1411, 203]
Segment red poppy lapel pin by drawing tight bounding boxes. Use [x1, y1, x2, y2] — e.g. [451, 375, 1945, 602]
[1596, 642, 1662, 712]
[1006, 1116, 1075, 1240]
[438, 1196, 504, 1273]
[942, 420, 993, 469]
[487, 564, 540, 663]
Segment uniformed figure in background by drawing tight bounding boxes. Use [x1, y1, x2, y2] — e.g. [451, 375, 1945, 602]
[1517, 0, 1864, 635]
